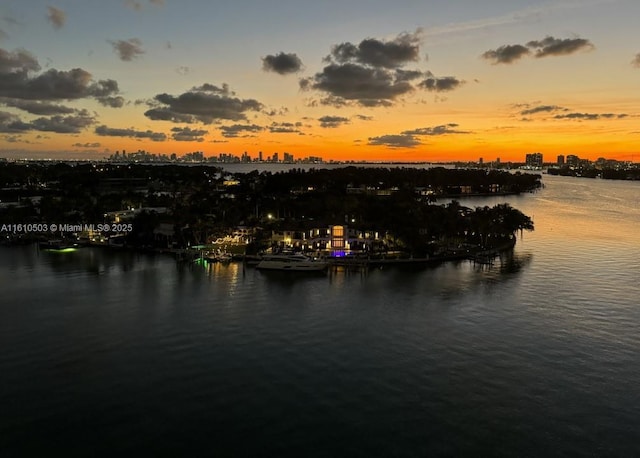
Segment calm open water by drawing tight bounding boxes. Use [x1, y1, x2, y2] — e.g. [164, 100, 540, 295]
[1, 174, 640, 457]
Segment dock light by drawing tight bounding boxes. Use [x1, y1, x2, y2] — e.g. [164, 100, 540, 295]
[267, 213, 273, 220]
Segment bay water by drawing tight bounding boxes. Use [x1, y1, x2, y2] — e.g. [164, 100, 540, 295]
[1, 174, 639, 456]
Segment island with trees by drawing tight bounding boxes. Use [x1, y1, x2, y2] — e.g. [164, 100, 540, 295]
[0, 162, 540, 264]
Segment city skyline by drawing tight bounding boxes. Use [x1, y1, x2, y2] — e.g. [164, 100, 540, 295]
[1, 0, 640, 162]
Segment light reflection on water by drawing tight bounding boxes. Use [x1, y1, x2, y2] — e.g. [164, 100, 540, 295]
[1, 174, 640, 456]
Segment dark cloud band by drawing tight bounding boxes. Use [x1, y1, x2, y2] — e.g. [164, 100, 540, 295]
[144, 83, 263, 124]
[482, 36, 594, 64]
[262, 52, 303, 75]
[95, 124, 166, 141]
[368, 134, 421, 148]
[318, 115, 349, 128]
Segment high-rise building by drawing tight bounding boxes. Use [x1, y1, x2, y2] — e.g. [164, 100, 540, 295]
[566, 154, 579, 167]
[525, 152, 543, 168]
[557, 155, 565, 165]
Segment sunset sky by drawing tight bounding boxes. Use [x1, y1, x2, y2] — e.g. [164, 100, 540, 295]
[1, 0, 639, 162]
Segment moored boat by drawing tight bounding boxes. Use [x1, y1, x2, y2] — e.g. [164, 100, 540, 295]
[216, 252, 232, 262]
[38, 239, 78, 250]
[256, 253, 327, 271]
[200, 250, 233, 263]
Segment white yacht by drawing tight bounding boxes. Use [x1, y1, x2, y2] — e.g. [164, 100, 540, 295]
[256, 254, 328, 271]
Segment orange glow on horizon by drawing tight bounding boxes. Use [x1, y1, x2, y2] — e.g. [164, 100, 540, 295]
[4, 121, 638, 163]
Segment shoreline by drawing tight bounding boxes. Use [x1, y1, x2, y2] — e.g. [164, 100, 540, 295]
[4, 236, 519, 270]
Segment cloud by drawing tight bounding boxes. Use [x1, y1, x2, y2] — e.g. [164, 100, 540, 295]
[143, 108, 194, 123]
[366, 123, 468, 148]
[4, 135, 26, 143]
[268, 121, 302, 133]
[16, 68, 93, 99]
[553, 112, 627, 120]
[482, 44, 530, 64]
[0, 109, 95, 133]
[0, 29, 8, 41]
[191, 83, 233, 94]
[144, 83, 263, 124]
[73, 142, 101, 148]
[632, 53, 640, 68]
[0, 49, 124, 106]
[264, 106, 289, 116]
[0, 49, 123, 106]
[300, 30, 455, 107]
[88, 79, 120, 98]
[418, 73, 464, 92]
[520, 105, 567, 115]
[47, 6, 66, 30]
[328, 30, 422, 69]
[367, 134, 421, 148]
[171, 126, 207, 142]
[109, 38, 144, 61]
[0, 111, 28, 132]
[0, 98, 76, 115]
[318, 115, 349, 128]
[262, 52, 303, 75]
[219, 123, 263, 138]
[300, 63, 413, 107]
[95, 124, 166, 141]
[394, 69, 426, 82]
[89, 78, 125, 107]
[482, 36, 594, 65]
[176, 66, 190, 75]
[0, 48, 40, 73]
[30, 111, 95, 133]
[97, 96, 125, 108]
[355, 114, 373, 121]
[402, 123, 469, 135]
[526, 36, 594, 57]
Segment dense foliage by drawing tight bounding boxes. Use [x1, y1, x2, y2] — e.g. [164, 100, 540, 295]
[1, 163, 536, 252]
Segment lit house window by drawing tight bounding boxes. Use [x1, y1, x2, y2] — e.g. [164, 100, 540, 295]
[331, 225, 344, 248]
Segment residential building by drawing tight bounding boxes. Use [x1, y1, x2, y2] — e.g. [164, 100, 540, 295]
[525, 152, 543, 168]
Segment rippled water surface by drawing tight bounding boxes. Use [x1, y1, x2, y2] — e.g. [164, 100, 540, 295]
[1, 175, 640, 457]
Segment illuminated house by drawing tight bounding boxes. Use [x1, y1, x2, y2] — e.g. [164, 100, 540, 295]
[269, 225, 384, 252]
[331, 225, 345, 249]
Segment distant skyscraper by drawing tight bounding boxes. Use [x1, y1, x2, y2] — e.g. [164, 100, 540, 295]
[566, 154, 579, 167]
[525, 152, 543, 168]
[557, 155, 565, 165]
